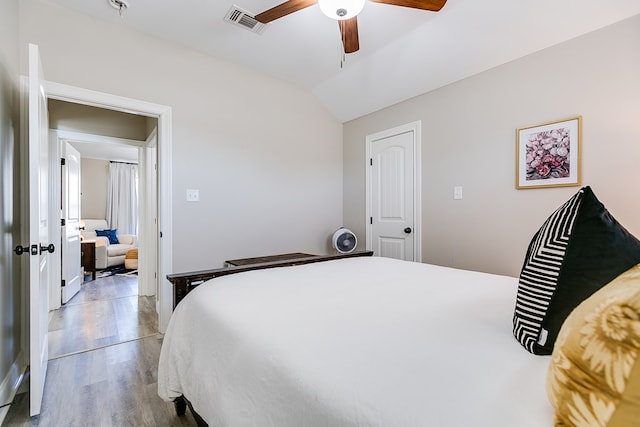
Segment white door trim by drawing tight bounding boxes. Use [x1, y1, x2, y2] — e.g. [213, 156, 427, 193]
[54, 129, 147, 148]
[44, 81, 174, 333]
[138, 130, 158, 298]
[365, 121, 422, 261]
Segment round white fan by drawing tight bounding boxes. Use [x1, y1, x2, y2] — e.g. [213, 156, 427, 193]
[332, 228, 357, 254]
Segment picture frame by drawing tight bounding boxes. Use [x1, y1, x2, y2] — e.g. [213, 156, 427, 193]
[516, 116, 581, 189]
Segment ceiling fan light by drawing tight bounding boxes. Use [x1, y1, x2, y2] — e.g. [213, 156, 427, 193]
[318, 0, 365, 20]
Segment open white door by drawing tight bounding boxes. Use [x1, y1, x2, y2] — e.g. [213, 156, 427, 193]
[61, 142, 82, 303]
[28, 43, 51, 416]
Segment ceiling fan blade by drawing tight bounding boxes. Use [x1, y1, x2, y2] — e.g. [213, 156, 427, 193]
[339, 17, 359, 54]
[255, 0, 318, 23]
[369, 0, 447, 12]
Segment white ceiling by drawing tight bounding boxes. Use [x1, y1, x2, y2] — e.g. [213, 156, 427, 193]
[46, 0, 640, 122]
[69, 140, 139, 163]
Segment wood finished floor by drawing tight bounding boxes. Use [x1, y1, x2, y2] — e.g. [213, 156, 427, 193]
[3, 274, 198, 427]
[48, 275, 158, 359]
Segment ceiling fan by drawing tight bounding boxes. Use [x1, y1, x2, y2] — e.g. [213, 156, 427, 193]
[254, 0, 447, 54]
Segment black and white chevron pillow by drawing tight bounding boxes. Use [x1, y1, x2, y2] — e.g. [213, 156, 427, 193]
[513, 186, 640, 355]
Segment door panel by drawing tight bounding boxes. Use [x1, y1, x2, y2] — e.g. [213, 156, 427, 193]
[377, 145, 407, 220]
[28, 43, 50, 416]
[379, 237, 406, 260]
[62, 142, 82, 303]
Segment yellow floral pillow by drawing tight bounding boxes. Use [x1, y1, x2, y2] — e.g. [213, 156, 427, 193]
[547, 264, 640, 426]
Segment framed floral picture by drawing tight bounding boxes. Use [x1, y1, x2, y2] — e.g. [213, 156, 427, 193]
[516, 116, 582, 189]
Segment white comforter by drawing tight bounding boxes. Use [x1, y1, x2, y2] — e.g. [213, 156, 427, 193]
[158, 256, 553, 426]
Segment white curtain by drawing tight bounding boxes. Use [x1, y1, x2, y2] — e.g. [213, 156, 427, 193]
[106, 162, 138, 236]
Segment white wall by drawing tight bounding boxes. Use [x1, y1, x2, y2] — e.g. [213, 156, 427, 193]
[344, 14, 640, 277]
[0, 0, 23, 421]
[19, 0, 343, 272]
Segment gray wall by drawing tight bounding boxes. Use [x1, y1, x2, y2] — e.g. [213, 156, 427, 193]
[48, 100, 146, 220]
[0, 0, 22, 415]
[80, 158, 109, 220]
[19, 0, 344, 273]
[344, 14, 640, 277]
[49, 99, 150, 141]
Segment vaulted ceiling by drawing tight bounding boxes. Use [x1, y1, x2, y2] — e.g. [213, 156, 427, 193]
[47, 0, 640, 122]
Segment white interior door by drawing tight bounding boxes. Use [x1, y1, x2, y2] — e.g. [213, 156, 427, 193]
[61, 142, 82, 303]
[28, 43, 51, 416]
[366, 122, 421, 261]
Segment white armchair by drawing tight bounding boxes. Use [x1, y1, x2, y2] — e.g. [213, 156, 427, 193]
[81, 219, 137, 269]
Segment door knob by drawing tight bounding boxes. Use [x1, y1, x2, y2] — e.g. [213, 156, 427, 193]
[14, 244, 39, 255]
[40, 243, 55, 254]
[404, 227, 412, 234]
[14, 245, 29, 256]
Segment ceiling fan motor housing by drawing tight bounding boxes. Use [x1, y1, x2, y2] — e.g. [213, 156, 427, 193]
[318, 0, 366, 20]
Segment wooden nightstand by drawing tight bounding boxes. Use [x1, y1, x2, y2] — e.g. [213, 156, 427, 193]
[81, 241, 96, 281]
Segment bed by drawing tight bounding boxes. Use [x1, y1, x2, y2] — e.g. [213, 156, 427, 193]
[159, 186, 640, 426]
[158, 255, 553, 426]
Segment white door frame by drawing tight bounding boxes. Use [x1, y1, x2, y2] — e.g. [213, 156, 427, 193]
[365, 121, 422, 261]
[138, 130, 158, 299]
[45, 81, 174, 333]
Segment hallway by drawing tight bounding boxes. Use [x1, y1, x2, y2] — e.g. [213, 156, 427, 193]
[2, 275, 197, 426]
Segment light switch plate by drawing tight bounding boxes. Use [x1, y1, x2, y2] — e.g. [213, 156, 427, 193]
[186, 189, 199, 202]
[453, 186, 463, 200]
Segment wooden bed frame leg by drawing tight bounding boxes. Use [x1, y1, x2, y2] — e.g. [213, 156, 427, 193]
[174, 395, 209, 426]
[187, 399, 209, 426]
[174, 395, 187, 416]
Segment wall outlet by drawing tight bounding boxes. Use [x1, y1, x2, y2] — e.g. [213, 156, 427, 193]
[186, 189, 199, 202]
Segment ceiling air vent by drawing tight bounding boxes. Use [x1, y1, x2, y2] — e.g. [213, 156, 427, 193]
[224, 6, 267, 35]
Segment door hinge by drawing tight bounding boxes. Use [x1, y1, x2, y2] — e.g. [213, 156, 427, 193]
[370, 158, 373, 166]
[159, 231, 163, 238]
[61, 157, 66, 166]
[61, 279, 66, 287]
[370, 217, 373, 224]
[60, 218, 66, 226]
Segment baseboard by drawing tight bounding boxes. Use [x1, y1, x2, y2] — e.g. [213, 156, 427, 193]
[0, 351, 26, 425]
